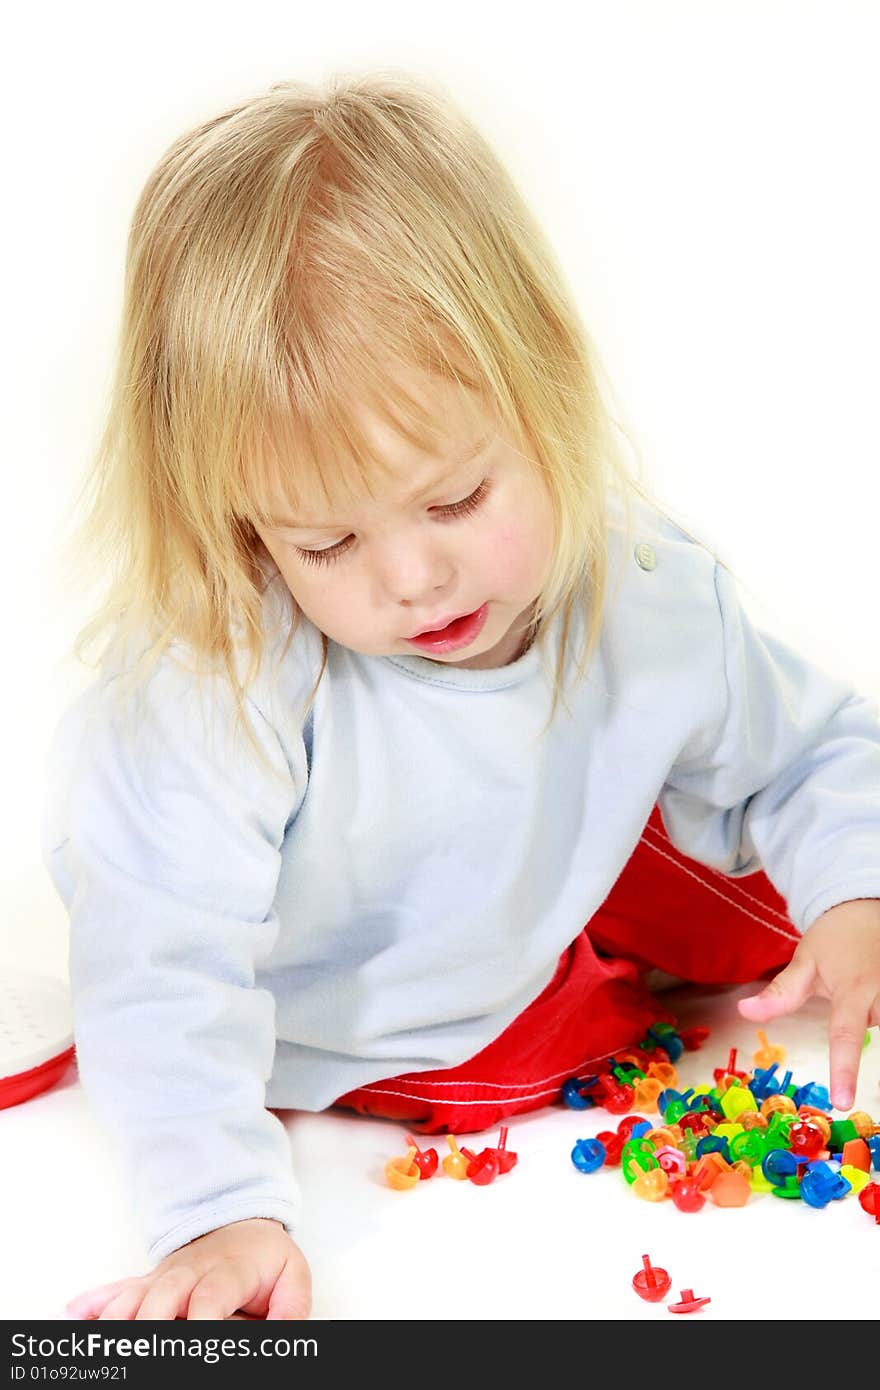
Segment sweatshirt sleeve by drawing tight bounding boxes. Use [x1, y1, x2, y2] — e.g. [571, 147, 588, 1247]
[658, 560, 880, 934]
[41, 645, 303, 1265]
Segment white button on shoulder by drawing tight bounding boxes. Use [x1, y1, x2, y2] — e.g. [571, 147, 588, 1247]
[634, 542, 657, 571]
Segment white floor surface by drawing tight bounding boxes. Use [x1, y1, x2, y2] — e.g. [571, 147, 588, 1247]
[2, 864, 878, 1322]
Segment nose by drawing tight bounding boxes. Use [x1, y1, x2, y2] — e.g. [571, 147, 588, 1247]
[372, 527, 456, 607]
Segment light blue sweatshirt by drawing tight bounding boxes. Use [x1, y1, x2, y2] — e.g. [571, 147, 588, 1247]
[41, 495, 880, 1263]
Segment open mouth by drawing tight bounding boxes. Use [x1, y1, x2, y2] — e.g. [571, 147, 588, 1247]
[406, 603, 489, 652]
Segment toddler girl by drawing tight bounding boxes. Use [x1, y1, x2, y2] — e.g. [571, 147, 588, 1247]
[43, 72, 880, 1321]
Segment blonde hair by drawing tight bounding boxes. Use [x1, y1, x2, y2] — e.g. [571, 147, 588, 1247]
[61, 69, 716, 772]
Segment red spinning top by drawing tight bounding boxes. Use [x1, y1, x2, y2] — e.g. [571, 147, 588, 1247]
[617, 1114, 650, 1140]
[668, 1287, 711, 1314]
[460, 1146, 500, 1186]
[489, 1125, 518, 1174]
[631, 1253, 671, 1302]
[595, 1130, 625, 1165]
[670, 1177, 706, 1213]
[404, 1134, 439, 1179]
[598, 1073, 636, 1114]
[789, 1121, 825, 1160]
[713, 1047, 747, 1085]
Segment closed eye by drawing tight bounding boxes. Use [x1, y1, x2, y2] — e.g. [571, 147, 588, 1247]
[294, 479, 492, 568]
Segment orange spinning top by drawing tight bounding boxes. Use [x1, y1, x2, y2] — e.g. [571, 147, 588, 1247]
[385, 1145, 421, 1190]
[753, 1029, 786, 1068]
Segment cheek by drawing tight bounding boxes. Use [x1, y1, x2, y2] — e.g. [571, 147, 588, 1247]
[280, 562, 370, 640]
[281, 564, 339, 617]
[485, 512, 553, 587]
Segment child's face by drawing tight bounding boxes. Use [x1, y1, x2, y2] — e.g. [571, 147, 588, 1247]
[255, 375, 555, 669]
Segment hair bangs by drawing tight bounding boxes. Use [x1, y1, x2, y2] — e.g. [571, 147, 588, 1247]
[238, 308, 498, 531]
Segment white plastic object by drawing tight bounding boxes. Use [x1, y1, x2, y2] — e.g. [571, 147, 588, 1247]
[0, 972, 75, 1108]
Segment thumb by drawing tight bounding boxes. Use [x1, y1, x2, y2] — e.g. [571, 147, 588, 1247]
[737, 953, 817, 1022]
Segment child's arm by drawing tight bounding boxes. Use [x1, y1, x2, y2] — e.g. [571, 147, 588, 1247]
[658, 559, 880, 1099]
[43, 643, 308, 1306]
[739, 897, 880, 1110]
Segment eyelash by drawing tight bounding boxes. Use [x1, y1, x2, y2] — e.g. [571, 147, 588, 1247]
[294, 479, 492, 568]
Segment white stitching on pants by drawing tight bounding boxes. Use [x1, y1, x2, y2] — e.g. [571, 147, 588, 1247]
[640, 824, 799, 941]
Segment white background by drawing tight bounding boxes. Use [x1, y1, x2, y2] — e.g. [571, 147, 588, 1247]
[2, 0, 878, 1321]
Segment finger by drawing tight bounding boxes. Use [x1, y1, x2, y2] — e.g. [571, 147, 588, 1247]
[828, 989, 872, 1112]
[135, 1270, 197, 1321]
[737, 954, 817, 1022]
[98, 1284, 148, 1321]
[265, 1257, 312, 1321]
[187, 1262, 259, 1322]
[65, 1279, 134, 1320]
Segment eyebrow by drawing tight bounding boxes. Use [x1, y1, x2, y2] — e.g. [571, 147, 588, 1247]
[267, 434, 493, 530]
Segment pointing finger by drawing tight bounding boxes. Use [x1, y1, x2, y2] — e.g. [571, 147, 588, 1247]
[828, 988, 872, 1112]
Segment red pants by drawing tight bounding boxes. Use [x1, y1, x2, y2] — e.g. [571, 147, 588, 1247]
[333, 804, 800, 1134]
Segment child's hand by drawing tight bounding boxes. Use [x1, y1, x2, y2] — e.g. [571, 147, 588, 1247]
[64, 1218, 311, 1321]
[738, 897, 880, 1111]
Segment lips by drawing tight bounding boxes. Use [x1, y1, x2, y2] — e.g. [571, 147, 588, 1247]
[406, 603, 490, 654]
[410, 612, 471, 639]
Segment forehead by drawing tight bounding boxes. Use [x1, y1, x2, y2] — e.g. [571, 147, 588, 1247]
[245, 364, 496, 524]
